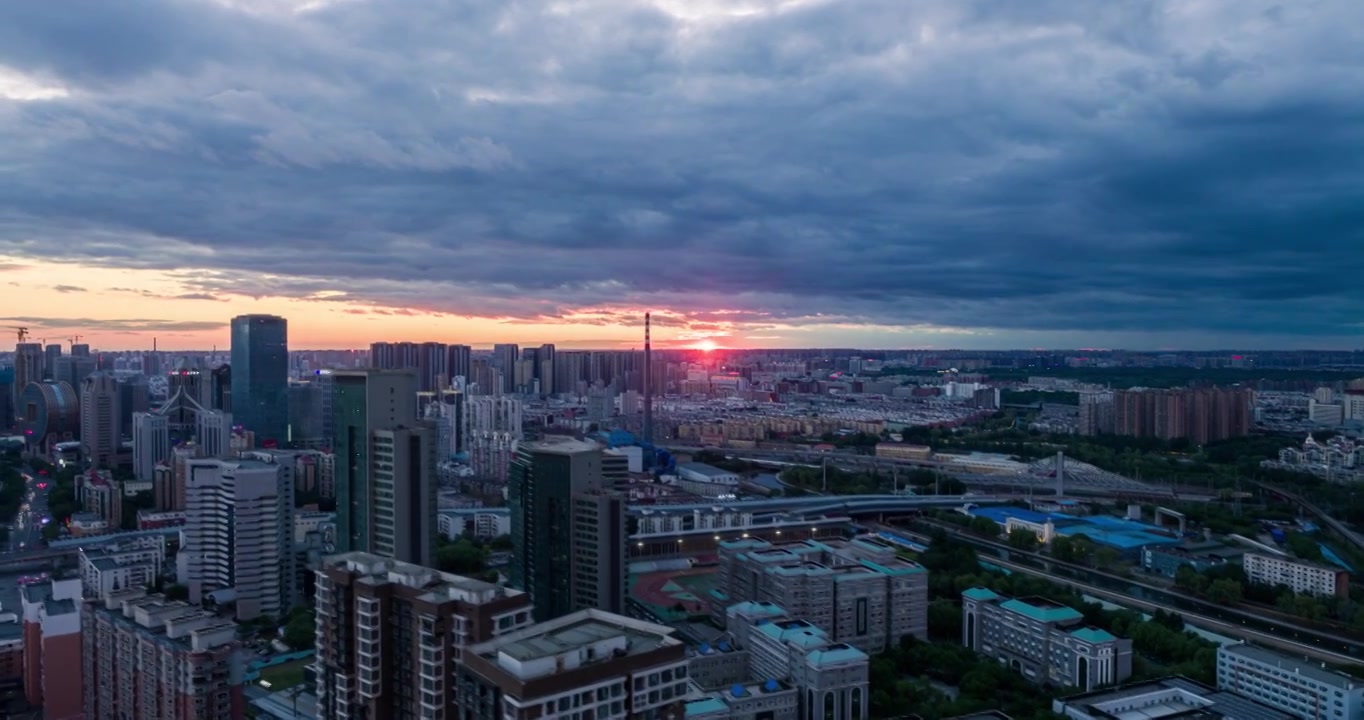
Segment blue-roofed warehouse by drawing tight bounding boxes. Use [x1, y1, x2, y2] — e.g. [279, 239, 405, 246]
[967, 506, 1181, 559]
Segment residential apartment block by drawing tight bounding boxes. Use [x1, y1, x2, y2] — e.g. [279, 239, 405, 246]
[79, 538, 165, 599]
[313, 552, 534, 719]
[82, 589, 245, 719]
[21, 577, 83, 720]
[962, 588, 1132, 691]
[715, 535, 928, 652]
[1217, 643, 1364, 720]
[455, 609, 689, 720]
[1242, 553, 1350, 598]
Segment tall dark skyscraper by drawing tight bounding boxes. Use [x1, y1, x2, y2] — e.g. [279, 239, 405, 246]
[492, 343, 519, 393]
[230, 314, 289, 446]
[508, 437, 627, 622]
[446, 344, 472, 386]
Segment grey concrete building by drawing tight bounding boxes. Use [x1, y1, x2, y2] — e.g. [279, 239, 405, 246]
[962, 587, 1132, 691]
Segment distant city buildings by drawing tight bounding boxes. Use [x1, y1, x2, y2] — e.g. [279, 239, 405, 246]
[1110, 387, 1253, 444]
[1265, 434, 1364, 482]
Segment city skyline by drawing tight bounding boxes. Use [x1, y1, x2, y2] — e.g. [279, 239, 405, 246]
[2, 1, 1363, 351]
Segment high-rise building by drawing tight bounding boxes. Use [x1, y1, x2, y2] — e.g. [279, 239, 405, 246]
[182, 458, 296, 620]
[312, 552, 534, 719]
[21, 577, 84, 720]
[52, 354, 97, 390]
[133, 411, 171, 482]
[230, 314, 289, 446]
[1078, 391, 1116, 436]
[197, 409, 233, 459]
[80, 371, 122, 469]
[455, 609, 689, 720]
[83, 589, 245, 720]
[446, 343, 472, 385]
[508, 437, 628, 621]
[12, 342, 44, 420]
[210, 364, 232, 412]
[0, 367, 13, 431]
[17, 380, 80, 453]
[331, 369, 437, 566]
[117, 375, 149, 439]
[44, 344, 62, 378]
[538, 343, 556, 395]
[70, 343, 91, 358]
[1113, 387, 1253, 444]
[493, 343, 519, 393]
[467, 395, 522, 481]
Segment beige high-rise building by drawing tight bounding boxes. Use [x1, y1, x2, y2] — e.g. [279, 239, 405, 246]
[80, 371, 122, 469]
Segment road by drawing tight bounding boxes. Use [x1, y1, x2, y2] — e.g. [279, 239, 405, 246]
[7, 469, 49, 553]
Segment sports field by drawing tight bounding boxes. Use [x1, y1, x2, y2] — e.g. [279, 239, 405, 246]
[630, 568, 721, 619]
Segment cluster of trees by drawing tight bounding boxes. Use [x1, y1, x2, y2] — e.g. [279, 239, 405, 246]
[434, 534, 513, 582]
[44, 465, 81, 541]
[1175, 562, 1364, 632]
[778, 464, 967, 496]
[871, 637, 1066, 720]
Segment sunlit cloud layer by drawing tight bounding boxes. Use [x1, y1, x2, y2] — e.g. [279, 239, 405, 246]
[0, 0, 1362, 350]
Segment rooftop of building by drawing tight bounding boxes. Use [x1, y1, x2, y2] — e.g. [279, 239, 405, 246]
[676, 462, 738, 478]
[963, 586, 1002, 601]
[806, 643, 868, 668]
[1243, 552, 1349, 574]
[1219, 643, 1360, 690]
[999, 596, 1085, 624]
[1071, 626, 1118, 644]
[685, 697, 731, 716]
[946, 712, 1015, 720]
[96, 589, 240, 653]
[726, 600, 787, 619]
[754, 618, 829, 649]
[324, 551, 524, 605]
[521, 436, 604, 455]
[472, 609, 681, 682]
[1057, 676, 1294, 720]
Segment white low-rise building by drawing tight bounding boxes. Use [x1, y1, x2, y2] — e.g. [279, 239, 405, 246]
[437, 508, 511, 540]
[1243, 553, 1348, 598]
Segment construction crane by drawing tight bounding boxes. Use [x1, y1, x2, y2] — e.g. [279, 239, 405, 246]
[10, 326, 28, 342]
[68, 335, 82, 349]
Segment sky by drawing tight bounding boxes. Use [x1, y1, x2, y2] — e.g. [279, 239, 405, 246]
[0, 0, 1362, 352]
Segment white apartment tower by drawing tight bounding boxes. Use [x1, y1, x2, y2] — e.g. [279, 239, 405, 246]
[197, 409, 233, 459]
[132, 411, 170, 482]
[80, 372, 122, 469]
[182, 458, 296, 620]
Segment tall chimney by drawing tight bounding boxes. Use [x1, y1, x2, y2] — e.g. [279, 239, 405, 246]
[643, 312, 653, 446]
[643, 312, 654, 447]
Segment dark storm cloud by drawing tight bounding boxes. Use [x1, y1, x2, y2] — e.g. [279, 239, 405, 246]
[1, 0, 1362, 344]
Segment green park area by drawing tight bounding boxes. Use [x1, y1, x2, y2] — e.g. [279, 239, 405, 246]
[258, 659, 310, 690]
